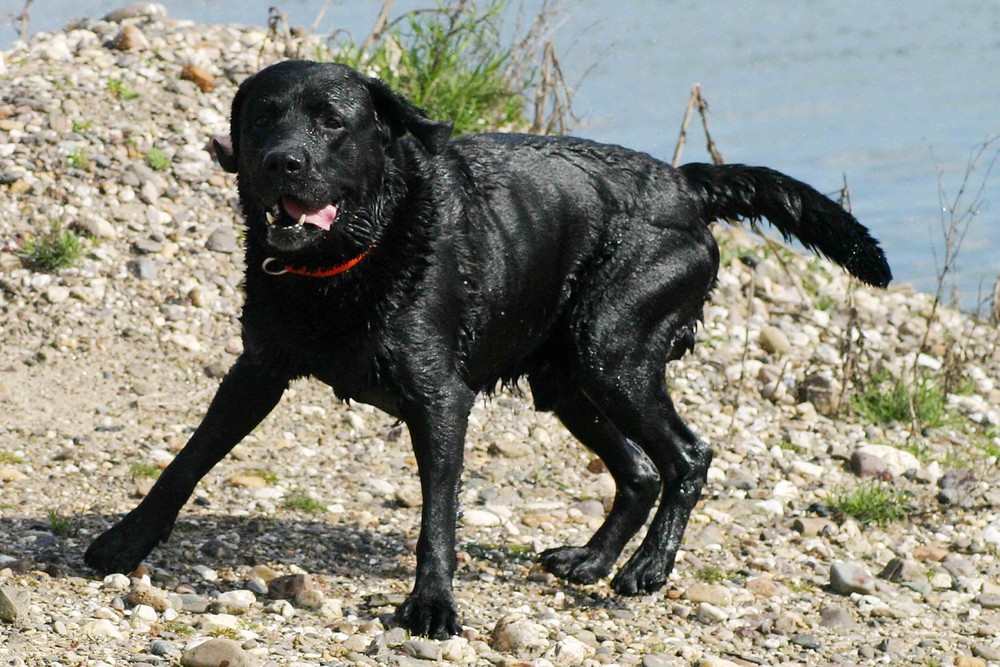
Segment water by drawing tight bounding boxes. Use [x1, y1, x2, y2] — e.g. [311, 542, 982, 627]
[4, 0, 999, 307]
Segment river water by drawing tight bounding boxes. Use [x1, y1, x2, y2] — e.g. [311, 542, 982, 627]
[4, 1, 999, 308]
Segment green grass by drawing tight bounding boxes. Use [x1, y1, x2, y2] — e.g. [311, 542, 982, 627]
[283, 494, 326, 514]
[145, 147, 170, 171]
[130, 462, 160, 479]
[851, 370, 947, 428]
[106, 77, 139, 100]
[65, 147, 89, 169]
[0, 452, 24, 465]
[47, 509, 73, 536]
[694, 565, 728, 584]
[337, 0, 531, 136]
[17, 227, 84, 272]
[71, 119, 93, 133]
[828, 482, 909, 527]
[249, 468, 280, 484]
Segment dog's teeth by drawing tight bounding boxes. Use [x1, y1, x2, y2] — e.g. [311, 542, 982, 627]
[265, 211, 275, 224]
[298, 213, 307, 225]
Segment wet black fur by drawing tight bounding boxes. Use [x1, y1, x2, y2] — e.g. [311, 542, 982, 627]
[86, 60, 891, 638]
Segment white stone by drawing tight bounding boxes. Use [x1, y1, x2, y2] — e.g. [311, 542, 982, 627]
[463, 509, 502, 527]
[545, 635, 595, 666]
[101, 573, 131, 590]
[857, 444, 920, 476]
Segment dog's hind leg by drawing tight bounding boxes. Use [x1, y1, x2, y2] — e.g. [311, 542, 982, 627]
[528, 366, 660, 584]
[593, 381, 712, 595]
[568, 226, 717, 595]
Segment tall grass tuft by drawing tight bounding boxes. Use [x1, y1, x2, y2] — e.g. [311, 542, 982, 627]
[17, 226, 84, 272]
[334, 0, 569, 136]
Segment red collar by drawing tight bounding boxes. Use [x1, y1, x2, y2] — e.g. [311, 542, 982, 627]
[262, 249, 370, 278]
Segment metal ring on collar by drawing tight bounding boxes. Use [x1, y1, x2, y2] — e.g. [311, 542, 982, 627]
[261, 257, 288, 275]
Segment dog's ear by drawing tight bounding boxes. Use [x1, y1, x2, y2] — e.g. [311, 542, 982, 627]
[212, 73, 256, 173]
[212, 135, 237, 173]
[365, 76, 453, 155]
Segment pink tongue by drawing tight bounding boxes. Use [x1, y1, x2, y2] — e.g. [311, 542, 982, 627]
[282, 197, 338, 231]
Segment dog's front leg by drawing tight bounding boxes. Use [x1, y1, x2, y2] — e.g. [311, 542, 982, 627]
[393, 383, 475, 639]
[85, 355, 288, 574]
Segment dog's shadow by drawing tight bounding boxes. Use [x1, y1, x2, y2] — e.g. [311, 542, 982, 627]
[0, 513, 415, 582]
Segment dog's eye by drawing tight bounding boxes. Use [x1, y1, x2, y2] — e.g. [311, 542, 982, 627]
[321, 114, 344, 131]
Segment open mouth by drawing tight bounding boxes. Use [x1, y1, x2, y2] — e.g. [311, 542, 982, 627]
[266, 196, 339, 231]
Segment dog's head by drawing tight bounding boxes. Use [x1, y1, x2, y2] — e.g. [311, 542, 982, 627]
[214, 60, 453, 261]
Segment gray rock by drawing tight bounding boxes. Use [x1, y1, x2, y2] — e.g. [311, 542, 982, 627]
[177, 593, 210, 613]
[180, 638, 254, 667]
[206, 226, 239, 253]
[791, 634, 821, 650]
[132, 238, 164, 255]
[976, 594, 1000, 609]
[402, 639, 442, 661]
[942, 555, 976, 579]
[819, 606, 857, 628]
[937, 469, 978, 507]
[0, 586, 28, 624]
[150, 639, 178, 657]
[830, 561, 876, 595]
[849, 451, 890, 478]
[127, 257, 158, 280]
[972, 643, 1000, 662]
[879, 557, 924, 582]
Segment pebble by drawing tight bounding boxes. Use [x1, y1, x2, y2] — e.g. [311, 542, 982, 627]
[0, 586, 28, 623]
[819, 606, 858, 628]
[206, 225, 239, 253]
[684, 583, 732, 606]
[402, 639, 442, 661]
[213, 589, 256, 614]
[830, 561, 876, 595]
[463, 509, 502, 527]
[856, 444, 920, 476]
[82, 618, 124, 639]
[181, 638, 254, 667]
[128, 582, 170, 612]
[759, 326, 791, 355]
[127, 257, 159, 280]
[546, 635, 596, 666]
[491, 614, 549, 655]
[268, 574, 313, 599]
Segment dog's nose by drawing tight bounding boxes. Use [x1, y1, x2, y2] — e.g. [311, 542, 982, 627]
[263, 148, 306, 174]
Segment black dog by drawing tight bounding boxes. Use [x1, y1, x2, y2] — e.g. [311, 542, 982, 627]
[86, 60, 891, 638]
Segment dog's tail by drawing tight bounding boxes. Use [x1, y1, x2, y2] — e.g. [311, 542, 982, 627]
[678, 163, 891, 288]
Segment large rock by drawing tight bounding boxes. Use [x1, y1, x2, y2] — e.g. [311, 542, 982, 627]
[491, 613, 549, 655]
[830, 561, 876, 595]
[181, 638, 255, 667]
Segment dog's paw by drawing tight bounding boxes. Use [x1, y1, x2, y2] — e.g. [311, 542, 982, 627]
[610, 550, 673, 596]
[84, 516, 168, 575]
[393, 595, 462, 640]
[539, 546, 613, 584]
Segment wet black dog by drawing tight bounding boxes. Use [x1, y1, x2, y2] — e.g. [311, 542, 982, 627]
[86, 60, 891, 638]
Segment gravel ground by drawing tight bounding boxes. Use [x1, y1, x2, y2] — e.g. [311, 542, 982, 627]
[1, 7, 999, 667]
